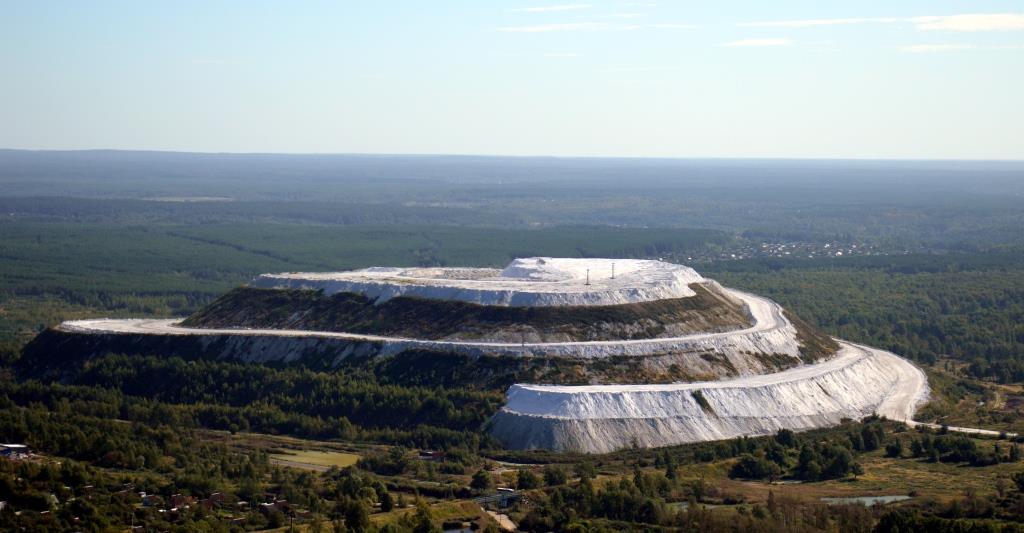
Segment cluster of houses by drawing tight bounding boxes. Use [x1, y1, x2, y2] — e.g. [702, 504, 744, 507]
[121, 489, 248, 525]
[0, 447, 309, 530]
[109, 485, 311, 527]
[1, 447, 320, 527]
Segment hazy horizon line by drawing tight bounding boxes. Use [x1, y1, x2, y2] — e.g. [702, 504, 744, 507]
[2, 147, 1022, 163]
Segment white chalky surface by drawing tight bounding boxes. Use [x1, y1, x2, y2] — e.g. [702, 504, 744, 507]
[54, 258, 935, 451]
[249, 257, 705, 307]
[58, 285, 797, 359]
[490, 342, 930, 453]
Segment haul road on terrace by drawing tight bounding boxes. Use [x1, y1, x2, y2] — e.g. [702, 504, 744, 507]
[53, 257, 937, 453]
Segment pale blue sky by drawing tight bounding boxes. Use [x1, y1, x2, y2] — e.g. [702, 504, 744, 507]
[2, 1, 1023, 158]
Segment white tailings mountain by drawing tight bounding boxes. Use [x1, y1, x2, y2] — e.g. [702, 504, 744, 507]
[250, 257, 706, 307]
[59, 286, 795, 360]
[54, 257, 930, 453]
[491, 342, 928, 453]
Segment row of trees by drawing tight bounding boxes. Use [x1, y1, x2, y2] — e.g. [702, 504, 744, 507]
[908, 433, 1020, 466]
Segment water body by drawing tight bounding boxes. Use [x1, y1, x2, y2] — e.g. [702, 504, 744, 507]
[821, 495, 911, 506]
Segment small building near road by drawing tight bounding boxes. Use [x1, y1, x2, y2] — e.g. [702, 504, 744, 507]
[0, 444, 30, 457]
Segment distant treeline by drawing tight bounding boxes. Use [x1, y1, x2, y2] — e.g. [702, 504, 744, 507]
[0, 196, 516, 226]
[0, 220, 727, 345]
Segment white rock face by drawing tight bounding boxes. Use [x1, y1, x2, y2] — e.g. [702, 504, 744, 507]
[53, 257, 931, 453]
[249, 257, 705, 307]
[490, 342, 930, 453]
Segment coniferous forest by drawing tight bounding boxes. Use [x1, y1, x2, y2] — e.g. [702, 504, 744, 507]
[2, 154, 1024, 531]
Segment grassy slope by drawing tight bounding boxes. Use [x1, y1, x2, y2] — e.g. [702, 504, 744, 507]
[784, 310, 841, 363]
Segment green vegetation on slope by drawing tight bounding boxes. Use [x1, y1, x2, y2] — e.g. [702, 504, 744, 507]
[180, 283, 751, 342]
[786, 309, 841, 363]
[13, 353, 503, 449]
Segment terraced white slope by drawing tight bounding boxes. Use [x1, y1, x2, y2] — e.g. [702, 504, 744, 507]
[58, 285, 798, 361]
[250, 257, 706, 307]
[490, 342, 930, 453]
[53, 257, 933, 452]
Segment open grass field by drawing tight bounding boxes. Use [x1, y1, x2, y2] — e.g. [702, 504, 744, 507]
[197, 428, 374, 456]
[916, 361, 1024, 435]
[655, 427, 1022, 513]
[371, 500, 497, 530]
[269, 450, 361, 472]
[198, 429, 370, 472]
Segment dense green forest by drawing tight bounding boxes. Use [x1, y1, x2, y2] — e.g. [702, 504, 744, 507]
[4, 154, 1022, 247]
[0, 220, 726, 347]
[3, 223, 1024, 530]
[2, 154, 1024, 532]
[705, 251, 1024, 383]
[13, 354, 501, 449]
[6, 237, 1024, 527]
[5, 378, 1023, 532]
[3, 224, 1024, 530]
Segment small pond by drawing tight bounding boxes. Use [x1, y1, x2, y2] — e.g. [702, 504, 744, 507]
[821, 495, 911, 506]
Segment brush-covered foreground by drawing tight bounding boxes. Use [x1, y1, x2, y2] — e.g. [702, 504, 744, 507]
[3, 372, 1024, 532]
[2, 312, 1022, 531]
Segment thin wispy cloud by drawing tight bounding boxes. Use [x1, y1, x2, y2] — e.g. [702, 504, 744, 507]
[901, 43, 1024, 52]
[498, 22, 610, 33]
[600, 12, 647, 19]
[740, 13, 1024, 32]
[510, 4, 591, 13]
[724, 38, 793, 47]
[912, 14, 1024, 32]
[647, 23, 698, 29]
[901, 44, 975, 53]
[502, 52, 582, 58]
[599, 65, 676, 73]
[499, 21, 695, 32]
[740, 17, 899, 28]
